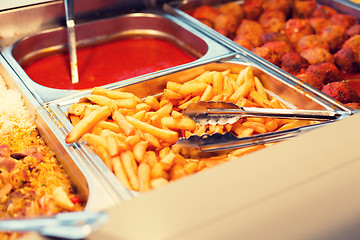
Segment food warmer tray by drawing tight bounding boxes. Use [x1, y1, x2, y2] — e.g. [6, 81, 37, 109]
[0, 58, 130, 212]
[47, 54, 350, 198]
[165, 0, 360, 112]
[1, 8, 235, 105]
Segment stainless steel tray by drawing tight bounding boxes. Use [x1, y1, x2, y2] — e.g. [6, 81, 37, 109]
[0, 57, 130, 211]
[47, 55, 349, 196]
[1, 10, 235, 104]
[165, 0, 360, 112]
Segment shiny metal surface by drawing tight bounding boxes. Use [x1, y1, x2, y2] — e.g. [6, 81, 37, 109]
[183, 101, 347, 125]
[0, 211, 108, 239]
[64, 0, 80, 84]
[2, 11, 233, 104]
[47, 58, 347, 196]
[174, 122, 327, 158]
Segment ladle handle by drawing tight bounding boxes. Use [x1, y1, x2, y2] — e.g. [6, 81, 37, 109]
[64, 0, 79, 84]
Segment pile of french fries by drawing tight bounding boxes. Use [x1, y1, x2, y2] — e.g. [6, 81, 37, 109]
[65, 66, 312, 192]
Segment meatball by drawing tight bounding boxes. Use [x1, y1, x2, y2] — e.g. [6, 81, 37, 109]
[242, 0, 264, 20]
[342, 35, 360, 52]
[342, 35, 360, 63]
[321, 82, 360, 104]
[233, 36, 255, 50]
[219, 2, 244, 21]
[192, 5, 220, 26]
[334, 47, 359, 73]
[296, 72, 324, 90]
[251, 46, 280, 66]
[305, 63, 340, 85]
[260, 32, 289, 44]
[311, 5, 338, 19]
[329, 14, 357, 29]
[296, 35, 330, 53]
[309, 17, 331, 34]
[285, 19, 314, 44]
[346, 25, 360, 38]
[292, 0, 317, 19]
[263, 0, 292, 17]
[345, 102, 360, 110]
[300, 47, 334, 65]
[281, 52, 310, 75]
[259, 9, 286, 33]
[320, 25, 347, 53]
[236, 19, 264, 47]
[214, 13, 239, 38]
[263, 41, 293, 59]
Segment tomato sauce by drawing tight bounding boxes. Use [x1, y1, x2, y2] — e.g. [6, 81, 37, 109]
[22, 37, 197, 90]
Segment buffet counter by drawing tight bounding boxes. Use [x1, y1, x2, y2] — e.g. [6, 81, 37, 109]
[1, 0, 360, 239]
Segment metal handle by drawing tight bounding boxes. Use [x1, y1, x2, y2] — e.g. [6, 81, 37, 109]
[208, 107, 343, 121]
[64, 0, 79, 84]
[0, 211, 108, 239]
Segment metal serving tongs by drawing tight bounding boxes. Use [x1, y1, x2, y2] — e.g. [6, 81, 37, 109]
[64, 0, 79, 84]
[172, 101, 350, 158]
[173, 122, 330, 159]
[0, 211, 108, 239]
[183, 101, 348, 125]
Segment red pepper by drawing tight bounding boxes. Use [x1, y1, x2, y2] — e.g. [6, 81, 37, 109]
[70, 196, 82, 205]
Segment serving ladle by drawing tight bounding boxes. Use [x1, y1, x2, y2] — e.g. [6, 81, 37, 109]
[64, 0, 79, 84]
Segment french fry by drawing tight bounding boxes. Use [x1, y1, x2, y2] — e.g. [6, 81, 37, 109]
[86, 94, 118, 112]
[164, 89, 183, 100]
[135, 103, 151, 112]
[156, 102, 173, 117]
[242, 121, 268, 134]
[179, 82, 208, 97]
[150, 178, 169, 189]
[254, 76, 267, 99]
[103, 132, 122, 157]
[112, 156, 131, 189]
[151, 162, 169, 179]
[144, 151, 158, 167]
[82, 133, 113, 170]
[133, 141, 148, 163]
[69, 115, 81, 126]
[249, 90, 272, 108]
[96, 120, 122, 133]
[161, 117, 196, 131]
[170, 164, 186, 180]
[184, 161, 198, 174]
[126, 115, 179, 143]
[125, 134, 141, 147]
[112, 110, 135, 136]
[200, 84, 213, 101]
[159, 146, 171, 159]
[229, 76, 254, 103]
[115, 98, 138, 109]
[276, 120, 310, 131]
[68, 102, 92, 116]
[141, 132, 160, 148]
[144, 95, 160, 110]
[66, 106, 111, 143]
[166, 81, 182, 92]
[160, 151, 176, 170]
[212, 71, 224, 95]
[138, 162, 151, 192]
[92, 87, 141, 102]
[120, 151, 139, 191]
